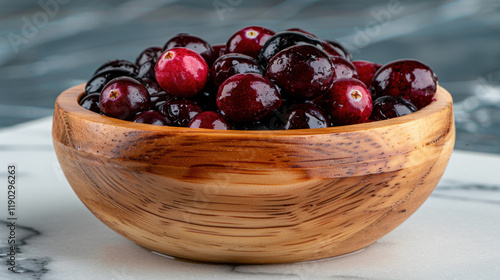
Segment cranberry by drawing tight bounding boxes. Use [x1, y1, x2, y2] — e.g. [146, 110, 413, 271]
[321, 40, 345, 58]
[370, 96, 417, 121]
[132, 110, 171, 126]
[100, 77, 150, 120]
[211, 43, 227, 58]
[79, 93, 100, 113]
[322, 40, 351, 60]
[150, 91, 175, 112]
[188, 111, 231, 130]
[371, 59, 438, 109]
[161, 99, 203, 127]
[216, 73, 282, 123]
[192, 88, 218, 111]
[140, 77, 163, 95]
[266, 44, 333, 100]
[155, 47, 209, 98]
[85, 69, 138, 95]
[286, 28, 317, 38]
[258, 31, 324, 68]
[163, 33, 215, 66]
[93, 59, 138, 76]
[284, 103, 329, 129]
[136, 47, 162, 66]
[352, 60, 382, 89]
[321, 78, 372, 125]
[137, 61, 156, 81]
[210, 53, 263, 88]
[331, 56, 359, 80]
[226, 26, 275, 59]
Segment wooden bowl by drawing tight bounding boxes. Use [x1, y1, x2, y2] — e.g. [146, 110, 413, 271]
[52, 84, 455, 264]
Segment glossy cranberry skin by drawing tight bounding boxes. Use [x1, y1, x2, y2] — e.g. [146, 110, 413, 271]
[132, 110, 171, 126]
[321, 78, 372, 125]
[85, 69, 138, 95]
[372, 59, 437, 109]
[100, 77, 150, 120]
[188, 111, 231, 130]
[210, 53, 263, 88]
[286, 28, 317, 38]
[211, 43, 227, 58]
[370, 96, 417, 121]
[266, 44, 334, 100]
[284, 103, 329, 129]
[217, 73, 282, 123]
[322, 40, 351, 60]
[331, 56, 359, 81]
[79, 93, 100, 113]
[321, 40, 345, 58]
[155, 48, 209, 98]
[136, 47, 162, 66]
[137, 61, 156, 81]
[258, 31, 324, 68]
[94, 59, 138, 76]
[352, 60, 382, 89]
[163, 33, 215, 66]
[160, 99, 203, 127]
[141, 77, 163, 95]
[226, 26, 275, 59]
[150, 91, 175, 112]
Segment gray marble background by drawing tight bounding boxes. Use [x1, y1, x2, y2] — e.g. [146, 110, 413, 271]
[1, 0, 499, 153]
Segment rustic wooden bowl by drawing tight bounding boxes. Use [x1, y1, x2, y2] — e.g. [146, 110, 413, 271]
[52, 83, 455, 264]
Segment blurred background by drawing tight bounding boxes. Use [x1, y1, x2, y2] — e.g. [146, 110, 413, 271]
[0, 0, 499, 153]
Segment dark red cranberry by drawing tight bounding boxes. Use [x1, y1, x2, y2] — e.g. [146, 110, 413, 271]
[136, 47, 162, 66]
[85, 69, 138, 95]
[331, 56, 359, 80]
[258, 31, 324, 68]
[163, 33, 215, 66]
[211, 43, 227, 58]
[210, 53, 263, 88]
[79, 93, 100, 113]
[188, 111, 231, 130]
[322, 40, 351, 60]
[370, 96, 417, 121]
[160, 99, 203, 127]
[284, 103, 329, 129]
[226, 26, 275, 59]
[150, 91, 175, 112]
[137, 61, 157, 81]
[266, 44, 334, 100]
[352, 60, 382, 89]
[94, 59, 138, 76]
[132, 110, 171, 126]
[100, 77, 150, 120]
[371, 59, 438, 109]
[321, 78, 372, 125]
[140, 77, 162, 95]
[321, 40, 345, 58]
[155, 48, 209, 98]
[216, 73, 282, 123]
[286, 28, 317, 38]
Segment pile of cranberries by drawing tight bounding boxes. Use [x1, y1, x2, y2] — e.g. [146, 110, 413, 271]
[80, 26, 438, 130]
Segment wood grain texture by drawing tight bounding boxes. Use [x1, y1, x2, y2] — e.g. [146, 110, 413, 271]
[52, 83, 455, 263]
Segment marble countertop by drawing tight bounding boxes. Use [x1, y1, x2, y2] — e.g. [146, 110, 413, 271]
[1, 117, 500, 280]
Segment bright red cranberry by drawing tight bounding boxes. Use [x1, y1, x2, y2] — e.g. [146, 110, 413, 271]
[322, 40, 351, 60]
[266, 44, 334, 100]
[211, 43, 227, 58]
[286, 28, 318, 38]
[370, 96, 417, 121]
[331, 56, 358, 81]
[226, 26, 275, 60]
[160, 99, 203, 127]
[321, 78, 372, 125]
[258, 31, 324, 68]
[284, 103, 329, 129]
[132, 110, 171, 126]
[163, 33, 215, 66]
[210, 53, 263, 88]
[371, 59, 437, 109]
[352, 60, 382, 89]
[188, 111, 231, 130]
[217, 73, 282, 123]
[100, 77, 150, 120]
[94, 59, 138, 76]
[80, 93, 100, 113]
[136, 47, 162, 66]
[155, 47, 209, 98]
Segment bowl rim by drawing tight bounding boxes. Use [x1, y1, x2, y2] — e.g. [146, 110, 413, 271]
[55, 83, 452, 136]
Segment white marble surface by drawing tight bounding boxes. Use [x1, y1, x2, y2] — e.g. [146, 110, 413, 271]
[1, 117, 499, 280]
